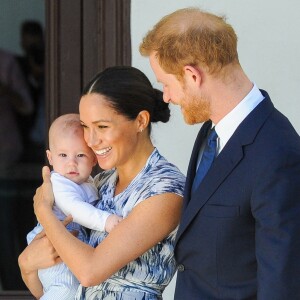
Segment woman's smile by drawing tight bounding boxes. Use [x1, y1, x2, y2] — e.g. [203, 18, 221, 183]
[94, 146, 112, 156]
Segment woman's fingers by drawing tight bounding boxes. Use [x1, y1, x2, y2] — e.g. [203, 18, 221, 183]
[33, 166, 55, 216]
[33, 229, 46, 240]
[42, 166, 51, 183]
[62, 215, 73, 227]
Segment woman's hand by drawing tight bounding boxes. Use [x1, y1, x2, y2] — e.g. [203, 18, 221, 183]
[34, 166, 55, 220]
[18, 229, 61, 299]
[18, 217, 74, 297]
[19, 230, 61, 274]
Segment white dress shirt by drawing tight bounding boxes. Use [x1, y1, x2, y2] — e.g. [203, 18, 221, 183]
[196, 83, 265, 169]
[215, 83, 265, 154]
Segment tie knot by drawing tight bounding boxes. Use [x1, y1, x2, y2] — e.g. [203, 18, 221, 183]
[207, 127, 218, 145]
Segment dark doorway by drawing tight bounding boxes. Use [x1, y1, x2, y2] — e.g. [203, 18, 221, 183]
[0, 0, 130, 298]
[0, 0, 45, 294]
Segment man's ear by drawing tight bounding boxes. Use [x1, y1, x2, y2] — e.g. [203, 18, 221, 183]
[183, 65, 203, 86]
[46, 150, 53, 166]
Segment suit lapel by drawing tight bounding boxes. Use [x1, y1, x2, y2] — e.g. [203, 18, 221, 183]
[176, 92, 274, 244]
[176, 137, 244, 241]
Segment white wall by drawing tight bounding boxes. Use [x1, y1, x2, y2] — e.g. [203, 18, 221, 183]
[131, 1, 300, 299]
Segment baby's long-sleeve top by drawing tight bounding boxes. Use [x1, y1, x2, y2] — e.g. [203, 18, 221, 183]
[51, 172, 111, 232]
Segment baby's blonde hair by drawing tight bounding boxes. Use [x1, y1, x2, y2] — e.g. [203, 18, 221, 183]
[48, 114, 82, 149]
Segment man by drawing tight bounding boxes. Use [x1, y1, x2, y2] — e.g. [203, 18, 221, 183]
[0, 47, 33, 290]
[140, 7, 300, 300]
[16, 20, 46, 159]
[0, 47, 33, 170]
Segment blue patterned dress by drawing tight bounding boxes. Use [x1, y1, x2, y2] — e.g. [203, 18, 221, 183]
[75, 148, 185, 300]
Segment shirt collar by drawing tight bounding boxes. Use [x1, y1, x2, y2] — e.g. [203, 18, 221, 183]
[214, 83, 265, 152]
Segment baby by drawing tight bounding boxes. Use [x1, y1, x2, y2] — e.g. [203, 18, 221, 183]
[27, 113, 122, 299]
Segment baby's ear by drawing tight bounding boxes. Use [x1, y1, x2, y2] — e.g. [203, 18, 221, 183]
[46, 150, 53, 166]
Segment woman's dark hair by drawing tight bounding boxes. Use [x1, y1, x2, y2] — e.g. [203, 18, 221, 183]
[82, 66, 170, 133]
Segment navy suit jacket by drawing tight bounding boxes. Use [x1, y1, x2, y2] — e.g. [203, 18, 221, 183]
[174, 90, 300, 300]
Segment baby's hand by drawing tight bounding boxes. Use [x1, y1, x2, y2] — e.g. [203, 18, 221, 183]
[105, 214, 122, 233]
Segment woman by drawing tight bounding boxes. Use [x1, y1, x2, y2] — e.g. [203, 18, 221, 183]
[19, 66, 185, 299]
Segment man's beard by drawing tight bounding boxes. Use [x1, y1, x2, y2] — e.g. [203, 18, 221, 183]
[181, 92, 211, 125]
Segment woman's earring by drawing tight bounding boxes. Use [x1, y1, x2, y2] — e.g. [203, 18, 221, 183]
[139, 128, 143, 133]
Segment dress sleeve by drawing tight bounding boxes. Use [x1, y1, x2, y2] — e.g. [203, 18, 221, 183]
[124, 164, 185, 214]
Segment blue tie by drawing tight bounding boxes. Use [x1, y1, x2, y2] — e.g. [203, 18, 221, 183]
[192, 127, 218, 193]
